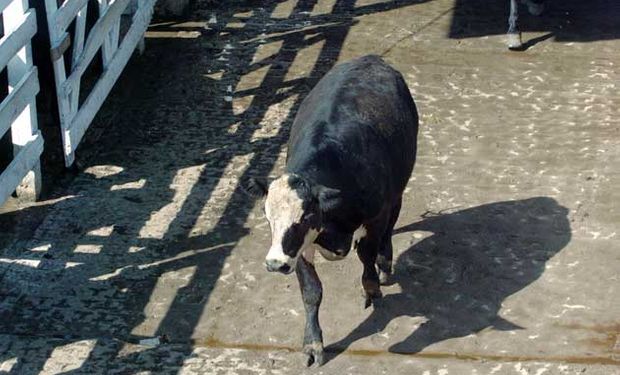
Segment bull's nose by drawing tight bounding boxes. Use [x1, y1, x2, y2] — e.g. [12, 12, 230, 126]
[265, 259, 292, 274]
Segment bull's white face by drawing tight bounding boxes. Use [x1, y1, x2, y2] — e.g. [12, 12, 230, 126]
[264, 174, 320, 274]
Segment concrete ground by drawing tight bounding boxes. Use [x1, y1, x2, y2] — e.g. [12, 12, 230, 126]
[1, 0, 619, 374]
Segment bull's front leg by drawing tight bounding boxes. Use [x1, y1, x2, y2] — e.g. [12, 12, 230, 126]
[295, 254, 325, 367]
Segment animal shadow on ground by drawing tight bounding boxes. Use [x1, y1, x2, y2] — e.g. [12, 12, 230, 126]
[327, 197, 570, 360]
[449, 0, 620, 49]
[1, 1, 441, 373]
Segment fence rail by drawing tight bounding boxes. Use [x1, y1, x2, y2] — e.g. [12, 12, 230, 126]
[0, 0, 42, 206]
[45, 0, 155, 167]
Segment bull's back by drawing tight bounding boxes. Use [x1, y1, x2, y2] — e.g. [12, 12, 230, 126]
[288, 55, 418, 194]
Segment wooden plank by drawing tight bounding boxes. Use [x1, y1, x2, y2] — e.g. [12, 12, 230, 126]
[52, 0, 88, 35]
[61, 0, 131, 97]
[53, 61, 72, 118]
[0, 67, 39, 137]
[97, 0, 112, 67]
[0, 0, 13, 14]
[44, 0, 72, 156]
[0, 133, 43, 206]
[3, 0, 41, 201]
[43, 0, 60, 38]
[110, 17, 120, 53]
[44, 0, 74, 169]
[71, 4, 88, 68]
[0, 9, 36, 70]
[49, 31, 70, 61]
[64, 0, 155, 166]
[69, 3, 88, 113]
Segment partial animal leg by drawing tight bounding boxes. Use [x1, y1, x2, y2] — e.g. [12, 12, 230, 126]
[508, 0, 523, 50]
[356, 218, 388, 308]
[377, 198, 402, 285]
[295, 255, 325, 367]
[523, 0, 544, 16]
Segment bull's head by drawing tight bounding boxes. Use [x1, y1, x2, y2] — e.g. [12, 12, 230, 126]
[245, 174, 341, 274]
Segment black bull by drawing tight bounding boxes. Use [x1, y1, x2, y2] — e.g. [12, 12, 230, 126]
[246, 55, 419, 366]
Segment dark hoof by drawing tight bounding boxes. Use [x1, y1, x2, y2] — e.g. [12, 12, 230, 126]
[364, 290, 383, 309]
[303, 342, 325, 367]
[370, 296, 384, 309]
[364, 296, 372, 309]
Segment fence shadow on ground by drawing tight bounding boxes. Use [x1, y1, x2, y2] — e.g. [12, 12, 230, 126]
[327, 197, 571, 361]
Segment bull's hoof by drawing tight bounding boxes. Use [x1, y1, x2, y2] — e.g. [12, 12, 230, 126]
[507, 33, 524, 51]
[379, 269, 392, 285]
[364, 290, 383, 309]
[303, 342, 325, 367]
[376, 258, 392, 285]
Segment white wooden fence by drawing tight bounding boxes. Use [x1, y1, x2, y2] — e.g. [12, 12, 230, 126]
[0, 0, 42, 206]
[45, 0, 155, 167]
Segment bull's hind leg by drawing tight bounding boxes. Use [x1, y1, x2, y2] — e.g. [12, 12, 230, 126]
[295, 255, 325, 367]
[508, 0, 523, 50]
[523, 0, 544, 16]
[355, 217, 389, 308]
[377, 198, 402, 285]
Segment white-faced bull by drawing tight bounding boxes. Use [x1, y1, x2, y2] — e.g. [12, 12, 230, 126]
[245, 55, 419, 366]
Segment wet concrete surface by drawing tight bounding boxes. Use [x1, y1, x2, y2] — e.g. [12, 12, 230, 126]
[1, 0, 619, 373]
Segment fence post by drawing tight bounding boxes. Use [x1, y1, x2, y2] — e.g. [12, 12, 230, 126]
[3, 0, 41, 202]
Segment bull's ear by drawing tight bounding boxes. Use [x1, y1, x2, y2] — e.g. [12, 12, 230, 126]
[313, 185, 342, 212]
[242, 177, 269, 198]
